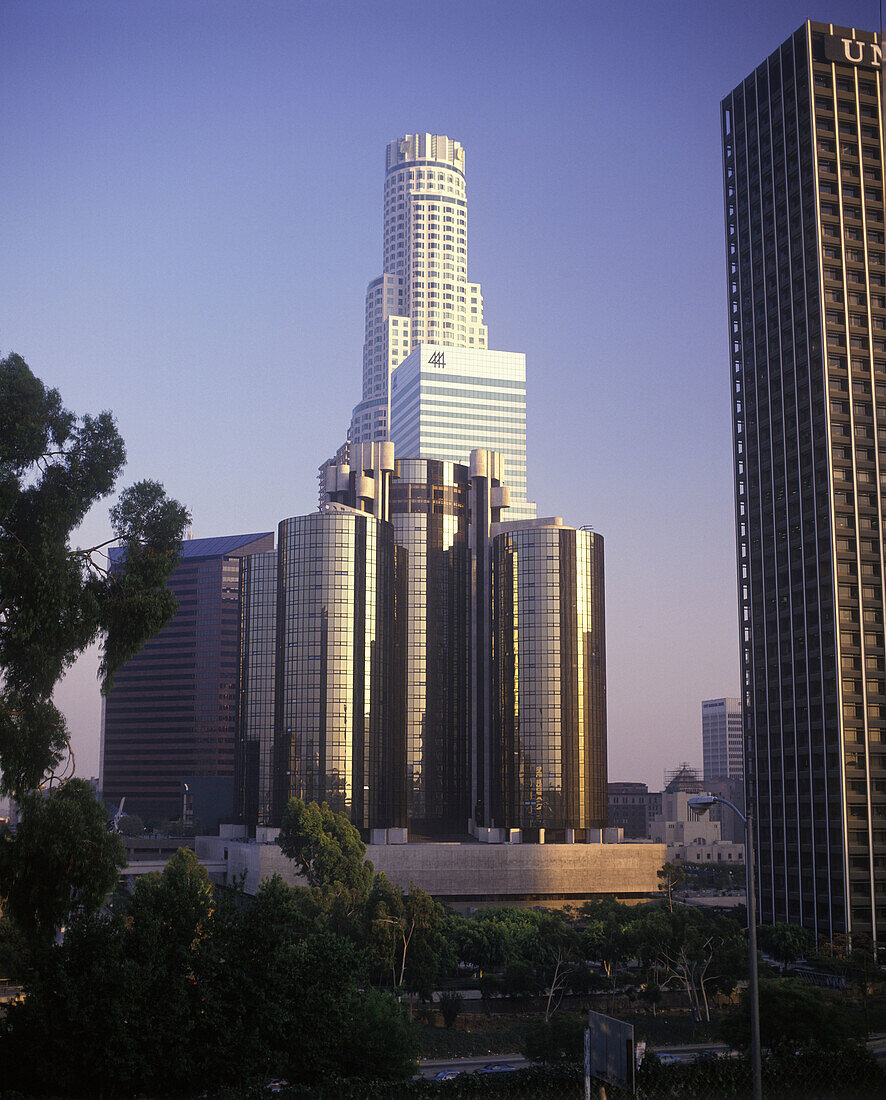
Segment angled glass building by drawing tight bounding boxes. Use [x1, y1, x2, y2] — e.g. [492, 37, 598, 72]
[101, 532, 274, 824]
[723, 20, 886, 945]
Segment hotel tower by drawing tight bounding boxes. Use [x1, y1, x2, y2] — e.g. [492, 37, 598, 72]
[723, 21, 886, 946]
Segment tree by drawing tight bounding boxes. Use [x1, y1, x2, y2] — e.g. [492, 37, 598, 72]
[116, 812, 145, 837]
[758, 921, 814, 970]
[719, 977, 861, 1051]
[438, 990, 463, 1029]
[365, 873, 442, 999]
[0, 353, 190, 796]
[0, 778, 126, 949]
[278, 798, 374, 913]
[657, 861, 685, 913]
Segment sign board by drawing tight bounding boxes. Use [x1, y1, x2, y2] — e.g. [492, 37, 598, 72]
[822, 34, 881, 69]
[584, 1009, 635, 1095]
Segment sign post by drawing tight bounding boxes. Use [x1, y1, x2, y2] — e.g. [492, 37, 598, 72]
[584, 1008, 635, 1096]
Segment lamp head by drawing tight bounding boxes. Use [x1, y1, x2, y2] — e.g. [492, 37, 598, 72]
[688, 795, 718, 816]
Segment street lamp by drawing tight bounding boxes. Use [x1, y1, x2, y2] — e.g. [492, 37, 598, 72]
[688, 793, 761, 1100]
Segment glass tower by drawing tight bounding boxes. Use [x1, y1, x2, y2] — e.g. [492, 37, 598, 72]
[237, 551, 277, 828]
[101, 532, 274, 824]
[390, 458, 471, 833]
[723, 21, 886, 944]
[490, 523, 607, 837]
[270, 509, 407, 831]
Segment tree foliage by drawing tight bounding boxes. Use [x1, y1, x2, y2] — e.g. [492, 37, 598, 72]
[0, 854, 416, 1095]
[278, 797, 374, 912]
[719, 976, 863, 1051]
[0, 353, 189, 796]
[0, 778, 125, 949]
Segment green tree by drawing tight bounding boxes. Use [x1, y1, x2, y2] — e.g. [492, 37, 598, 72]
[0, 778, 125, 949]
[116, 811, 145, 837]
[719, 977, 862, 1051]
[657, 860, 685, 912]
[522, 1012, 584, 1064]
[438, 989, 464, 1029]
[0, 353, 189, 796]
[758, 921, 814, 970]
[365, 873, 442, 998]
[278, 797, 374, 913]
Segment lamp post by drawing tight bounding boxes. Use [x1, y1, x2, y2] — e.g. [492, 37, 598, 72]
[688, 793, 761, 1100]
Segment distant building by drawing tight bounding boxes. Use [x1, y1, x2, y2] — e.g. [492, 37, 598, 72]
[607, 782, 649, 839]
[101, 532, 274, 824]
[650, 789, 744, 866]
[702, 697, 744, 781]
[664, 763, 703, 794]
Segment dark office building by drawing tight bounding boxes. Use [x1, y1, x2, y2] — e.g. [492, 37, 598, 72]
[101, 532, 274, 823]
[608, 782, 649, 839]
[723, 21, 886, 944]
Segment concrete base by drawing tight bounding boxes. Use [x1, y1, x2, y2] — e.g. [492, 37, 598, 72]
[370, 827, 410, 845]
[196, 834, 666, 905]
[256, 826, 280, 844]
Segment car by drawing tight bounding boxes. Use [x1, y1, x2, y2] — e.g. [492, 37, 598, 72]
[654, 1053, 683, 1065]
[430, 1070, 461, 1080]
[478, 1062, 515, 1074]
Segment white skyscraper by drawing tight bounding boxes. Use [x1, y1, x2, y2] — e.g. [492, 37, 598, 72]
[701, 697, 744, 782]
[349, 133, 490, 445]
[340, 133, 535, 518]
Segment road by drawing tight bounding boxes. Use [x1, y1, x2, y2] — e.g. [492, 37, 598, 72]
[418, 1035, 886, 1077]
[417, 1054, 528, 1078]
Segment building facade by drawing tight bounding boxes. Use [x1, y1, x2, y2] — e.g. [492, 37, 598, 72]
[390, 457, 471, 833]
[723, 21, 886, 944]
[489, 520, 607, 839]
[389, 344, 536, 519]
[702, 697, 745, 781]
[607, 782, 650, 839]
[101, 532, 274, 824]
[270, 507, 406, 831]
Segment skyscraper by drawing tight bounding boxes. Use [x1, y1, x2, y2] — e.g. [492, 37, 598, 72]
[489, 519, 607, 839]
[102, 532, 274, 823]
[723, 21, 886, 944]
[349, 133, 488, 448]
[702, 697, 744, 782]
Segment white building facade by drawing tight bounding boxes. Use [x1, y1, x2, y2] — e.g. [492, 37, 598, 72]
[701, 697, 744, 782]
[389, 344, 536, 520]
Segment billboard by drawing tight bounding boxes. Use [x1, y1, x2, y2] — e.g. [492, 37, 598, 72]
[584, 1009, 635, 1095]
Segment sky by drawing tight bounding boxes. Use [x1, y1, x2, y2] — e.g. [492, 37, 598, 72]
[2, 0, 881, 789]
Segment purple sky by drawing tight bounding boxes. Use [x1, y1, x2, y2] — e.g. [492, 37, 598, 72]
[2, 2, 878, 789]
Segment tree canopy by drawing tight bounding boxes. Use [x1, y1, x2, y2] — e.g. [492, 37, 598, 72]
[0, 353, 190, 796]
[0, 778, 125, 949]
